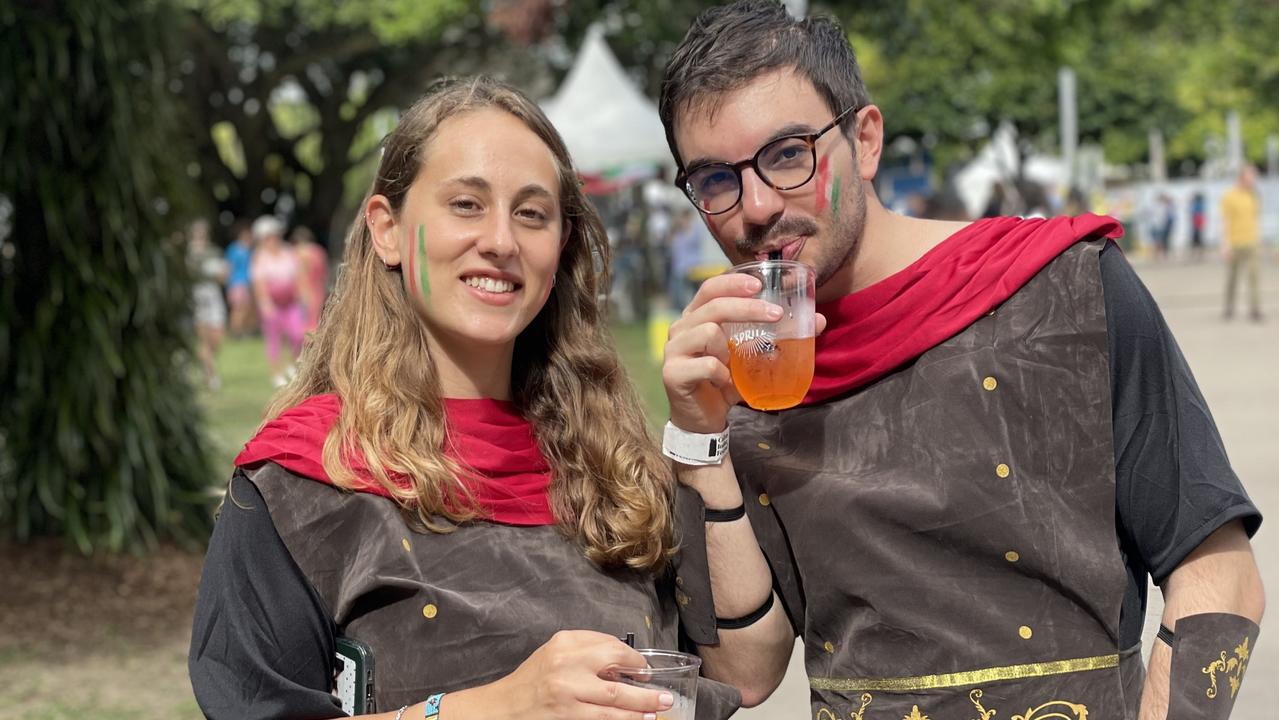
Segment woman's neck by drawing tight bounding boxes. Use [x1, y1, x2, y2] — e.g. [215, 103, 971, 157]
[428, 337, 515, 400]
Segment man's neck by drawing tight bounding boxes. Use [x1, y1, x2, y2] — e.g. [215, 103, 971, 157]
[845, 200, 972, 294]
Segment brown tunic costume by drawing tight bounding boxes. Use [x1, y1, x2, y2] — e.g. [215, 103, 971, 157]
[678, 241, 1145, 719]
[246, 463, 740, 717]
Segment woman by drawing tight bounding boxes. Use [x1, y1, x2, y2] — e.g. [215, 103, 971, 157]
[224, 219, 256, 337]
[250, 214, 307, 386]
[188, 77, 738, 720]
[291, 224, 330, 332]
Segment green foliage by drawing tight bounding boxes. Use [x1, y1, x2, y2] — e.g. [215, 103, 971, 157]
[0, 0, 217, 553]
[831, 0, 1276, 176]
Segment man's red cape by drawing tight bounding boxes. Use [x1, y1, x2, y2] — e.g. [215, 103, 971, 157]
[234, 394, 555, 526]
[805, 214, 1123, 405]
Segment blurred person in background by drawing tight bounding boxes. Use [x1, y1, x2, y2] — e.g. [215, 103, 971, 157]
[667, 207, 703, 311]
[1189, 191, 1207, 262]
[656, 2, 1263, 719]
[188, 219, 228, 390]
[224, 219, 256, 337]
[250, 215, 306, 387]
[1221, 166, 1264, 322]
[291, 225, 330, 332]
[1153, 193, 1175, 260]
[188, 76, 739, 720]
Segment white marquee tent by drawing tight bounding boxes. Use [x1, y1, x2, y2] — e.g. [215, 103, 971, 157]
[542, 25, 673, 176]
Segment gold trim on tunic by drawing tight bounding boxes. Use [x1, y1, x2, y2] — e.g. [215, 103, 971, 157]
[810, 653, 1119, 692]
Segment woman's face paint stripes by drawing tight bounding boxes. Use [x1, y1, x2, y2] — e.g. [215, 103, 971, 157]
[415, 224, 430, 299]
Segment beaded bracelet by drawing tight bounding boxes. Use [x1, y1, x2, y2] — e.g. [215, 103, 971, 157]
[424, 692, 446, 720]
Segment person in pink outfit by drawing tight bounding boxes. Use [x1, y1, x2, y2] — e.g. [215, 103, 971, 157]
[290, 225, 329, 332]
[250, 216, 305, 386]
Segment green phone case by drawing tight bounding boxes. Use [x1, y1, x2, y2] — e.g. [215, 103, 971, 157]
[335, 637, 376, 715]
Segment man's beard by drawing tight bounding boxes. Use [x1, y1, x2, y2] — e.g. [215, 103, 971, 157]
[812, 177, 867, 289]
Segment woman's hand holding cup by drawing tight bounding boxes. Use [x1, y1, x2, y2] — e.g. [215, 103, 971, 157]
[474, 630, 673, 720]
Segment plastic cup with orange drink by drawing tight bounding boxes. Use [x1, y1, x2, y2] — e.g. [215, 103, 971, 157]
[724, 259, 816, 410]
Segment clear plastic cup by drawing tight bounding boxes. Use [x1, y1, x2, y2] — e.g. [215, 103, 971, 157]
[724, 259, 816, 410]
[610, 649, 701, 720]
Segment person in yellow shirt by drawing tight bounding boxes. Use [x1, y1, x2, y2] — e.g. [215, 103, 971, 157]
[1220, 165, 1264, 321]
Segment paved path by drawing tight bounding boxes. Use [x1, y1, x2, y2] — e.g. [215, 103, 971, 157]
[737, 257, 1277, 719]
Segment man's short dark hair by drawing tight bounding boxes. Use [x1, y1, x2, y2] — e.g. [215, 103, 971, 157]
[659, 0, 871, 169]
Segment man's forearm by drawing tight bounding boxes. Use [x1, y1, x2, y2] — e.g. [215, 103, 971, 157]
[678, 456, 794, 705]
[1139, 521, 1265, 720]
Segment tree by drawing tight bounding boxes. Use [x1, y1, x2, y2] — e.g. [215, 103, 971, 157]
[174, 0, 537, 243]
[0, 0, 216, 552]
[825, 0, 1279, 178]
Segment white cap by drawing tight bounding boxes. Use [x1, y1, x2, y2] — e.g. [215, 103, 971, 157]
[251, 215, 285, 240]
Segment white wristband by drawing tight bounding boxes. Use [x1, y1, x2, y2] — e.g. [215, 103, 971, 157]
[662, 421, 729, 466]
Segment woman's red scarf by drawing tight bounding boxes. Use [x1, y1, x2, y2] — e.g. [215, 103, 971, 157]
[234, 393, 555, 525]
[804, 213, 1123, 405]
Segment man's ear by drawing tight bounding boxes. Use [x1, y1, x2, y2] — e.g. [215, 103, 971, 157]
[854, 105, 885, 183]
[366, 194, 401, 266]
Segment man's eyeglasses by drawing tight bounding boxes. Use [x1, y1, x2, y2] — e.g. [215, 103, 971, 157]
[675, 105, 862, 216]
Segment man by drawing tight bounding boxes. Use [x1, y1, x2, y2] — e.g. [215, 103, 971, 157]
[1221, 166, 1264, 322]
[656, 3, 1264, 719]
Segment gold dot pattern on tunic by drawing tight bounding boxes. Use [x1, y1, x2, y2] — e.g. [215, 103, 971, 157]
[422, 603, 438, 619]
[1019, 625, 1033, 640]
[996, 463, 1011, 479]
[676, 591, 690, 607]
[982, 376, 998, 391]
[758, 493, 771, 507]
[1005, 551, 1021, 563]
[757, 441, 772, 450]
[823, 641, 835, 654]
[400, 538, 411, 552]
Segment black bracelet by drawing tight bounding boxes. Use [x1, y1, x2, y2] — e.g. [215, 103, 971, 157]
[704, 504, 746, 522]
[1157, 623, 1175, 647]
[715, 591, 775, 630]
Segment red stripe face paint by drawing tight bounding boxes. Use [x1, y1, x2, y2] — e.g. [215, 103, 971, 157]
[814, 154, 832, 214]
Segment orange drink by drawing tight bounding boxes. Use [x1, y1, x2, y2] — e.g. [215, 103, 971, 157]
[729, 335, 815, 410]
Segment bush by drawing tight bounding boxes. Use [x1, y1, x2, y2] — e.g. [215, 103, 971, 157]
[0, 0, 217, 552]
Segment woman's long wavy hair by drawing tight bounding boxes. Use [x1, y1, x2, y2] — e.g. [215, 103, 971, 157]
[264, 77, 674, 571]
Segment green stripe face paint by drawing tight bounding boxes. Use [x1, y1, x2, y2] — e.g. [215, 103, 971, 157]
[830, 175, 842, 220]
[415, 224, 430, 299]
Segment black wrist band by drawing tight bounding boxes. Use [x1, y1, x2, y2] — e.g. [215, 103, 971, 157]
[1157, 623, 1175, 647]
[715, 591, 775, 630]
[704, 504, 746, 522]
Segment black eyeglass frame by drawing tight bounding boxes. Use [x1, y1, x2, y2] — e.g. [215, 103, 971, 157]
[674, 104, 863, 216]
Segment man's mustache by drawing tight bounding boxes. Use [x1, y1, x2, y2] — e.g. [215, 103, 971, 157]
[734, 216, 819, 255]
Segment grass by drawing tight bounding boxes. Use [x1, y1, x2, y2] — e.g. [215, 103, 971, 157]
[200, 320, 672, 475]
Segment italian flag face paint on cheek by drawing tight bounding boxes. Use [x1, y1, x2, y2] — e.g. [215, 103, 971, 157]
[830, 175, 842, 220]
[404, 224, 430, 304]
